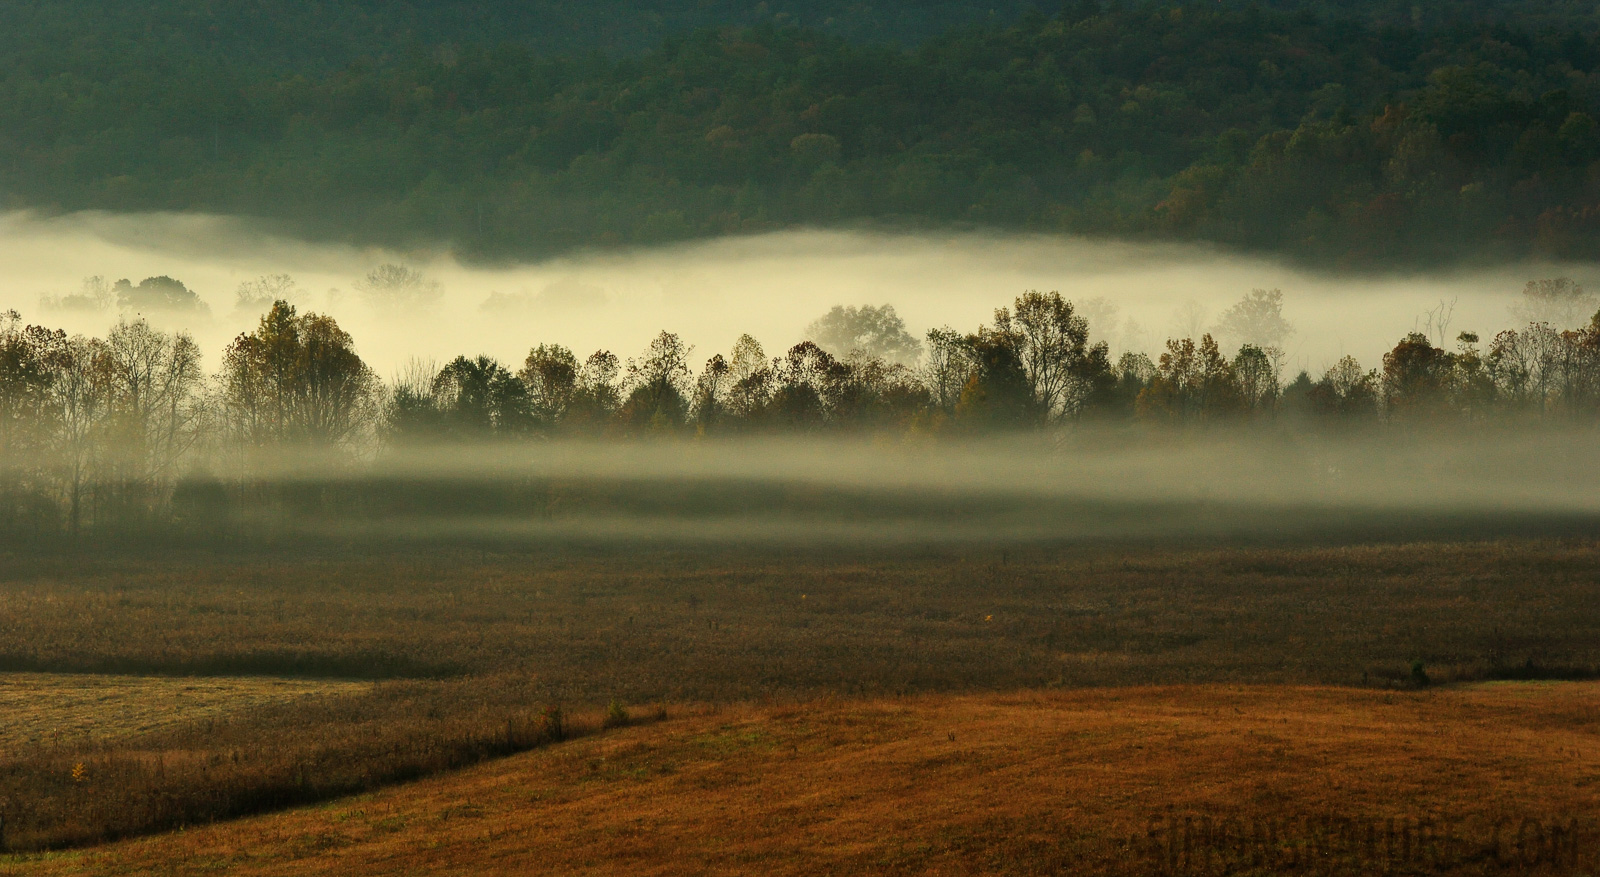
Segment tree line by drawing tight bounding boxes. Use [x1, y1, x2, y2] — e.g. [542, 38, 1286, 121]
[4, 278, 1599, 539]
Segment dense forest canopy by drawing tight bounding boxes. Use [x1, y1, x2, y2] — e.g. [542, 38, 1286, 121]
[0, 0, 1065, 71]
[10, 2, 1600, 263]
[7, 0, 1598, 72]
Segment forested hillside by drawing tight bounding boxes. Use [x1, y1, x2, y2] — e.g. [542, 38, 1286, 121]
[0, 0, 1061, 68]
[8, 2, 1600, 264]
[6, 0, 1596, 71]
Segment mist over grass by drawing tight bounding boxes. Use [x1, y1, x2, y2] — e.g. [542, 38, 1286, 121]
[1, 210, 1592, 380]
[177, 430, 1600, 548]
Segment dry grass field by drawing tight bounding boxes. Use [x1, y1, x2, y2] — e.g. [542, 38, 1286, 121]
[0, 537, 1597, 859]
[4, 682, 1595, 876]
[5, 539, 1599, 692]
[0, 674, 366, 754]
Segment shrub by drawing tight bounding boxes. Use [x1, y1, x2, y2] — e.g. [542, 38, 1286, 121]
[541, 706, 566, 742]
[604, 701, 629, 729]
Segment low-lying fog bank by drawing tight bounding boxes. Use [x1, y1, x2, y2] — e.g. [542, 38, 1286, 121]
[266, 431, 1600, 510]
[177, 431, 1600, 546]
[2, 210, 1595, 379]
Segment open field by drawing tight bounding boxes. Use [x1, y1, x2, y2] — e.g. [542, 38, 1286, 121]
[5, 683, 1596, 876]
[1, 537, 1597, 855]
[0, 674, 367, 754]
[6, 539, 1600, 691]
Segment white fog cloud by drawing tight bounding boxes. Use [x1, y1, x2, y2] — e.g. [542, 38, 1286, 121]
[1, 210, 1593, 380]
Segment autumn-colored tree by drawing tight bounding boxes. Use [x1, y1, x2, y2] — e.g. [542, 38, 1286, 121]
[519, 344, 580, 426]
[722, 335, 772, 425]
[563, 351, 622, 432]
[1450, 332, 1498, 419]
[1307, 355, 1379, 420]
[829, 353, 931, 432]
[1381, 332, 1456, 420]
[769, 342, 840, 430]
[0, 312, 69, 532]
[619, 332, 693, 432]
[218, 301, 379, 449]
[1136, 335, 1243, 423]
[0, 311, 67, 465]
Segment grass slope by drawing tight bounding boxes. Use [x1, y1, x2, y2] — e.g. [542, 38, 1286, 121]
[10, 683, 1597, 875]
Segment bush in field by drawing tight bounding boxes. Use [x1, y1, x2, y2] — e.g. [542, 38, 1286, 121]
[541, 706, 566, 742]
[605, 700, 630, 728]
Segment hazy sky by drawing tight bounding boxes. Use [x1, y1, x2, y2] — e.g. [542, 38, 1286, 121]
[3, 209, 1594, 380]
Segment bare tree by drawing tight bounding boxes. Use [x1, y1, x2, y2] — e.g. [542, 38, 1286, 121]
[385, 358, 441, 441]
[1232, 344, 1279, 412]
[235, 274, 300, 313]
[723, 335, 772, 421]
[1416, 298, 1457, 348]
[1213, 288, 1293, 351]
[1170, 299, 1209, 341]
[51, 336, 113, 534]
[1511, 278, 1598, 329]
[355, 264, 441, 309]
[95, 318, 206, 525]
[920, 327, 972, 415]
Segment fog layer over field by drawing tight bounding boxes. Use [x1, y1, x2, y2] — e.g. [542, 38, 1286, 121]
[224, 431, 1600, 545]
[2, 211, 1593, 377]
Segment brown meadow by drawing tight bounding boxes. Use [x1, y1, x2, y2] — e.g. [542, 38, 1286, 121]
[0, 537, 1597, 855]
[5, 683, 1597, 876]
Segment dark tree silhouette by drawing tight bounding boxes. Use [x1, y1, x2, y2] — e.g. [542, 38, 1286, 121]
[431, 355, 531, 438]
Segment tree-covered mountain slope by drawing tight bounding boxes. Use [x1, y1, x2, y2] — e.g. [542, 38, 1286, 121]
[6, 2, 1600, 264]
[0, 0, 1061, 70]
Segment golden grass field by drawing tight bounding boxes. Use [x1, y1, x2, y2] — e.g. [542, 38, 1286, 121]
[1, 538, 1597, 867]
[0, 674, 367, 754]
[7, 682, 1596, 876]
